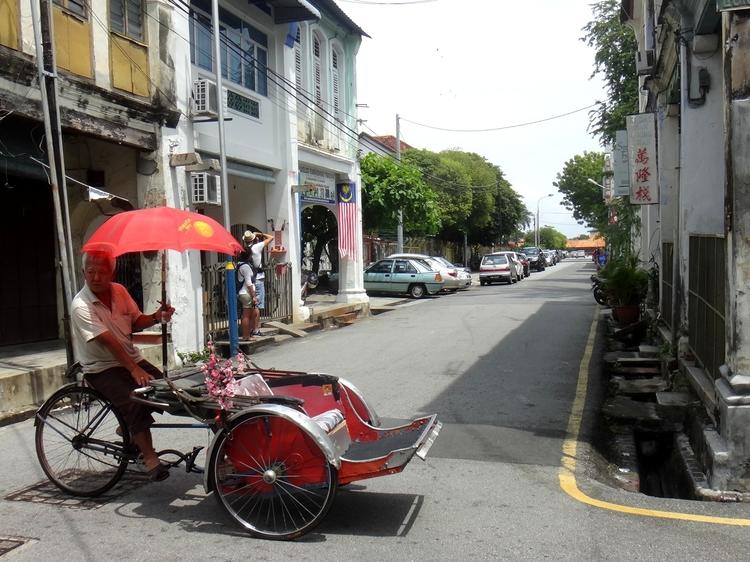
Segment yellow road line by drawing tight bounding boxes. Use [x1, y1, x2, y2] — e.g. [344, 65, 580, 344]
[559, 310, 750, 526]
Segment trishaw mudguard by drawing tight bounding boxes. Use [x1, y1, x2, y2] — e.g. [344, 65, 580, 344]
[203, 403, 342, 493]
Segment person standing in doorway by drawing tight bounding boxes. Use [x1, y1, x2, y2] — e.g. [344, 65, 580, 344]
[243, 230, 273, 337]
[236, 249, 257, 341]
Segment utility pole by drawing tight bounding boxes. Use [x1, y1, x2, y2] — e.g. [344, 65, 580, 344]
[212, 0, 230, 230]
[395, 114, 403, 253]
[535, 193, 553, 248]
[211, 0, 238, 357]
[31, 0, 75, 366]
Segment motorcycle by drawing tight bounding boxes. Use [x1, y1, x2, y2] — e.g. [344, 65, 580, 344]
[591, 274, 608, 306]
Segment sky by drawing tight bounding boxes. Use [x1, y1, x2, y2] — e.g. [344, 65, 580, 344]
[336, 0, 607, 239]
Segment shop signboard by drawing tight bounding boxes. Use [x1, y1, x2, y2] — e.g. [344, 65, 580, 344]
[626, 113, 658, 205]
[299, 166, 336, 204]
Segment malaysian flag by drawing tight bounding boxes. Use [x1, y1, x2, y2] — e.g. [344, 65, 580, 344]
[337, 182, 358, 261]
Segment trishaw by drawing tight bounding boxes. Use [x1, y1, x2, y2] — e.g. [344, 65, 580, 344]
[33, 206, 441, 539]
[34, 361, 441, 540]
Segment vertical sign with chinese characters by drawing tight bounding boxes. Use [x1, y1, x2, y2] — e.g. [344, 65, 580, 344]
[626, 113, 658, 205]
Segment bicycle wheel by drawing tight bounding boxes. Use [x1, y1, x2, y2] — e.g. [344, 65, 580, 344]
[209, 412, 337, 540]
[35, 384, 131, 497]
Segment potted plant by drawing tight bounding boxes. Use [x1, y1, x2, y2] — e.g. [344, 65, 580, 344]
[601, 257, 649, 325]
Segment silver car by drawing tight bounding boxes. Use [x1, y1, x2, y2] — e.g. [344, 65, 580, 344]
[386, 253, 461, 291]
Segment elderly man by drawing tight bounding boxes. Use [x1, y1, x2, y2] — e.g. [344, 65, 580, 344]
[71, 251, 175, 481]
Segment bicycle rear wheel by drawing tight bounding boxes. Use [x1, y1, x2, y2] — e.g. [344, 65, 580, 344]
[209, 412, 337, 540]
[35, 385, 131, 497]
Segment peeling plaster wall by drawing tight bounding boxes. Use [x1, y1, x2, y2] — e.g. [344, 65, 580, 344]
[728, 15, 750, 377]
[677, 37, 726, 330]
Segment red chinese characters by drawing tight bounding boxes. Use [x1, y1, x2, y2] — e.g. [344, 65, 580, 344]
[633, 146, 652, 202]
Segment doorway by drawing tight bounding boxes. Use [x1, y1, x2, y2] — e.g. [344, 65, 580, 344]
[0, 177, 59, 345]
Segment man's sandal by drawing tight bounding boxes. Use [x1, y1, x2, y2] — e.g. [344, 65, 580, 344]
[146, 463, 170, 482]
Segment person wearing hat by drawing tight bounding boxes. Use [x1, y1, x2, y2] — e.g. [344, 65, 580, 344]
[242, 230, 274, 336]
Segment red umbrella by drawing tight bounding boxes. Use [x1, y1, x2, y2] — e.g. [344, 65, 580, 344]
[82, 207, 243, 375]
[82, 207, 242, 256]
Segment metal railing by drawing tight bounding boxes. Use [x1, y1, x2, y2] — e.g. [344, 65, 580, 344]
[115, 254, 143, 311]
[200, 262, 293, 343]
[661, 242, 674, 330]
[688, 235, 726, 380]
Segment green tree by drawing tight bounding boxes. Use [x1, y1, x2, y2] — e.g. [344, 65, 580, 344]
[440, 151, 496, 234]
[402, 149, 473, 233]
[575, 234, 591, 240]
[582, 0, 638, 143]
[360, 152, 440, 236]
[538, 226, 568, 249]
[553, 151, 608, 232]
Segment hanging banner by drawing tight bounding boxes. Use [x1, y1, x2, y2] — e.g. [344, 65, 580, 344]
[612, 129, 630, 197]
[626, 113, 658, 205]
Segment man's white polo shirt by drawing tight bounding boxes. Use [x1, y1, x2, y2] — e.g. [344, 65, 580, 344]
[71, 282, 144, 374]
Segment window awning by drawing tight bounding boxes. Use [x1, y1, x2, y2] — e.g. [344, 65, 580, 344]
[268, 0, 321, 24]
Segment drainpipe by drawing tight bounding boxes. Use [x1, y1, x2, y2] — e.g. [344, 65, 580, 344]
[31, 0, 75, 367]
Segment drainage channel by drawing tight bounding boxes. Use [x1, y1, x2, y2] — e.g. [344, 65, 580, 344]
[635, 428, 694, 499]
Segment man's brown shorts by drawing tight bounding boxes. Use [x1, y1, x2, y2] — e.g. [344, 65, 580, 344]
[85, 360, 163, 435]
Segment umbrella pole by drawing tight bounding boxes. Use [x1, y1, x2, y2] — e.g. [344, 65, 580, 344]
[161, 251, 168, 377]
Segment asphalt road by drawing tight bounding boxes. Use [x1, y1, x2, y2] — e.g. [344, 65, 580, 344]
[3, 259, 750, 560]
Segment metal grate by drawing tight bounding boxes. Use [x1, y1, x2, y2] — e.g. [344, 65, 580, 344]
[201, 262, 293, 343]
[661, 242, 674, 330]
[115, 253, 143, 311]
[0, 537, 31, 557]
[5, 473, 147, 510]
[688, 236, 726, 380]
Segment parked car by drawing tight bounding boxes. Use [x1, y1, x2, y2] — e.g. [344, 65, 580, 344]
[364, 258, 444, 298]
[543, 250, 557, 266]
[495, 251, 524, 280]
[479, 253, 518, 285]
[456, 268, 472, 289]
[511, 252, 530, 277]
[387, 253, 461, 292]
[519, 247, 546, 271]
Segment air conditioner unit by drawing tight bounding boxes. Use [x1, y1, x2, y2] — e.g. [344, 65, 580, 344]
[191, 79, 229, 117]
[191, 172, 221, 205]
[635, 49, 655, 76]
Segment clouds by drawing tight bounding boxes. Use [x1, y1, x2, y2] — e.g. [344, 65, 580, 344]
[341, 0, 607, 236]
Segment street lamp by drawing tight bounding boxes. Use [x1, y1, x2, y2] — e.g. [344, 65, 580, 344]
[587, 178, 605, 189]
[535, 193, 554, 248]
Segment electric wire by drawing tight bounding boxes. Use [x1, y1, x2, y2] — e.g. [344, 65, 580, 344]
[168, 0, 364, 151]
[400, 104, 598, 132]
[93, 1, 553, 197]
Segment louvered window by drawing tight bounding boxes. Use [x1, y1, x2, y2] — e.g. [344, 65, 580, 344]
[331, 49, 341, 119]
[313, 35, 322, 107]
[294, 27, 305, 111]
